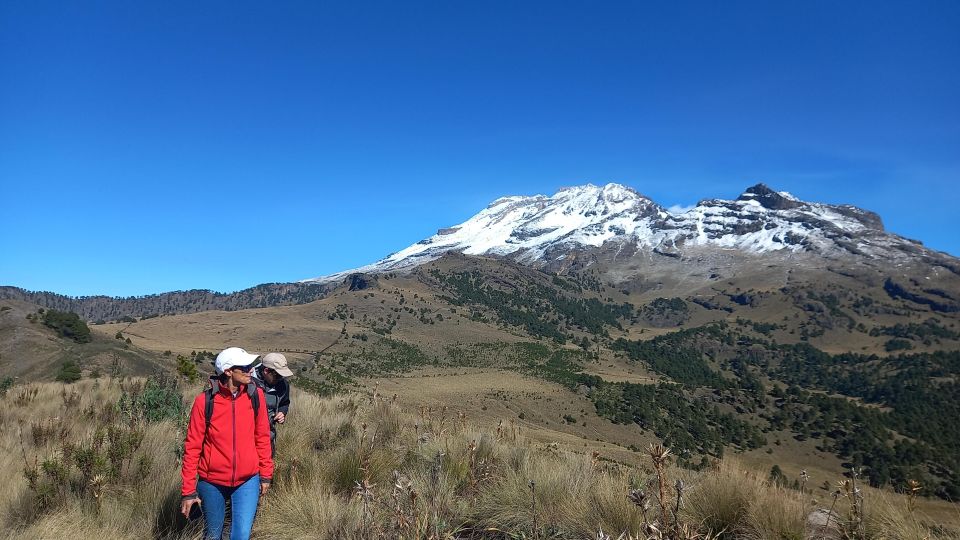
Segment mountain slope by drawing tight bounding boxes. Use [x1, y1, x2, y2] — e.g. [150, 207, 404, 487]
[306, 183, 958, 283]
[0, 299, 170, 381]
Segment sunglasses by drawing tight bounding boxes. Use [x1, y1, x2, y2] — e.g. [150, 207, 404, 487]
[229, 363, 257, 373]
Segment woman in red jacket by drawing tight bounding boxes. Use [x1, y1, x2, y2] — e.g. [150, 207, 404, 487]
[180, 347, 274, 540]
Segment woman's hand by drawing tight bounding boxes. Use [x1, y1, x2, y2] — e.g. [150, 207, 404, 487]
[260, 482, 271, 496]
[180, 496, 201, 518]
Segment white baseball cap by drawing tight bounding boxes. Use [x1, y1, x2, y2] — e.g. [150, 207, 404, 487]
[215, 347, 260, 374]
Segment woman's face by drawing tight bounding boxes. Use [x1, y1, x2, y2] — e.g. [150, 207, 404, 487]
[228, 365, 253, 385]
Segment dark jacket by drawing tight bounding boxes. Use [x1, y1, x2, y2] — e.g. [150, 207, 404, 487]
[252, 365, 291, 421]
[252, 366, 290, 456]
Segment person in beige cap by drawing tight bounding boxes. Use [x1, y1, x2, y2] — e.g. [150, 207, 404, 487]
[252, 352, 293, 456]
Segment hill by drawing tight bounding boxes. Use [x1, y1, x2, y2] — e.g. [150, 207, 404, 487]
[0, 299, 171, 383]
[0, 281, 336, 322]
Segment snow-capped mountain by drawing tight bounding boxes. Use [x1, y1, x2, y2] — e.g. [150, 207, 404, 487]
[304, 183, 949, 283]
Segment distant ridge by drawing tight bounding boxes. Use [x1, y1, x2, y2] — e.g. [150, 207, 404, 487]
[0, 281, 334, 321]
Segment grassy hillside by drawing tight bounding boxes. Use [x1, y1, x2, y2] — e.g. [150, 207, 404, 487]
[0, 300, 171, 383]
[4, 253, 960, 535]
[2, 377, 956, 539]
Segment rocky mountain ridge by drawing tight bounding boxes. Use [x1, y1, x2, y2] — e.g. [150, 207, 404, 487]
[306, 182, 954, 283]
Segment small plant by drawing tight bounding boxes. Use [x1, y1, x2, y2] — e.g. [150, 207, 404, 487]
[0, 376, 13, 396]
[30, 417, 69, 446]
[175, 354, 200, 382]
[905, 479, 922, 513]
[529, 479, 538, 540]
[61, 387, 81, 408]
[354, 477, 376, 537]
[648, 443, 673, 531]
[15, 384, 40, 406]
[768, 464, 787, 487]
[820, 483, 843, 539]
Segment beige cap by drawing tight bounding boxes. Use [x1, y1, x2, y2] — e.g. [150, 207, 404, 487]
[261, 352, 294, 377]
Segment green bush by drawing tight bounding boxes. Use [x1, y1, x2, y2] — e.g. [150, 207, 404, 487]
[41, 310, 91, 343]
[884, 338, 913, 352]
[118, 374, 186, 424]
[176, 355, 200, 382]
[0, 376, 13, 396]
[55, 360, 82, 383]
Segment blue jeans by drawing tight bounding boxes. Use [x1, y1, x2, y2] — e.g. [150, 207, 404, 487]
[197, 475, 260, 540]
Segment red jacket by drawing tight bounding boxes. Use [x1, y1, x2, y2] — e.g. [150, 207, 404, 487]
[181, 381, 274, 497]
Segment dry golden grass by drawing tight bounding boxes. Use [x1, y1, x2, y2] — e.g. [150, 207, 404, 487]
[862, 491, 960, 540]
[0, 378, 198, 540]
[376, 369, 658, 467]
[2, 377, 958, 539]
[683, 459, 767, 537]
[742, 484, 809, 540]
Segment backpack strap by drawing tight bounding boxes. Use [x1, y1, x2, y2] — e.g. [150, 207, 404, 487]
[201, 380, 259, 443]
[204, 387, 215, 432]
[200, 386, 215, 461]
[247, 383, 260, 421]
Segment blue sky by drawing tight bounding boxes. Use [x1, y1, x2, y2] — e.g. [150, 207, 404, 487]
[1, 1, 958, 297]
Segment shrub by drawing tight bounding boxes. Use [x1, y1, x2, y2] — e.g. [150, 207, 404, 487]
[769, 464, 787, 487]
[117, 374, 186, 424]
[176, 355, 200, 382]
[885, 338, 913, 352]
[41, 310, 91, 343]
[55, 360, 82, 383]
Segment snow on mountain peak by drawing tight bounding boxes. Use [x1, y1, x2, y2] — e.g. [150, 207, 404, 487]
[303, 182, 929, 283]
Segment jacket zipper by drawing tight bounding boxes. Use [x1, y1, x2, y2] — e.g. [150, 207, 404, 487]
[232, 393, 237, 485]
